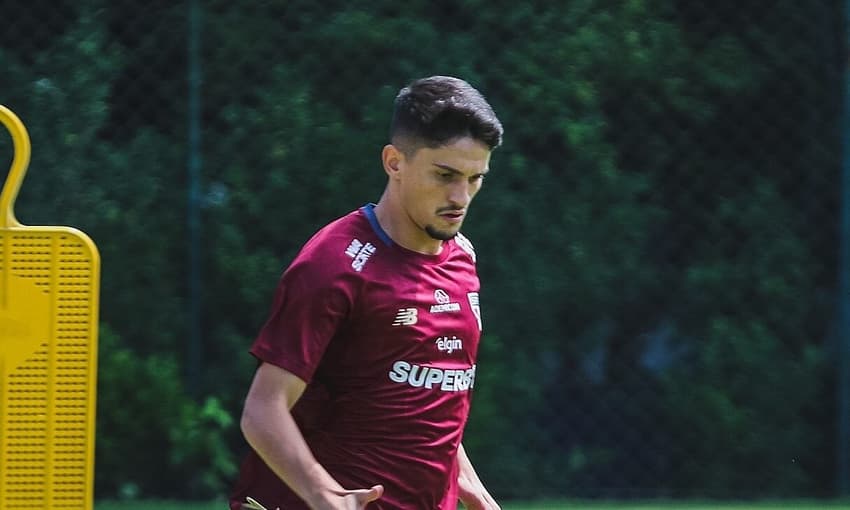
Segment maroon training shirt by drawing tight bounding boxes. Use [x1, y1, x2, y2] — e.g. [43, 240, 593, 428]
[229, 204, 483, 510]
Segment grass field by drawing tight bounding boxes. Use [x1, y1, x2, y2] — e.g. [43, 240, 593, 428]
[94, 500, 850, 510]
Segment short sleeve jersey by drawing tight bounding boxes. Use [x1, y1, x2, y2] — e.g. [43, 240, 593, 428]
[229, 204, 484, 510]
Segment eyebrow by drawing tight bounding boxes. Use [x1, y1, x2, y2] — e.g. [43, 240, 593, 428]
[434, 163, 490, 177]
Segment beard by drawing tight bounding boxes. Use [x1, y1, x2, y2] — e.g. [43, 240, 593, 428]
[425, 224, 458, 241]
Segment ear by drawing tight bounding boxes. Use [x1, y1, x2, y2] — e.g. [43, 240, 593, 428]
[381, 144, 404, 181]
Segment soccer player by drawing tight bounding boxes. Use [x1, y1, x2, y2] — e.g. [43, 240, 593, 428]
[229, 75, 504, 510]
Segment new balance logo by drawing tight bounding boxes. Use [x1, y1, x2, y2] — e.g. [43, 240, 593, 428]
[344, 238, 376, 272]
[393, 308, 418, 326]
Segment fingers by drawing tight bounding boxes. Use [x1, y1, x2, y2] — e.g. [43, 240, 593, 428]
[480, 489, 500, 510]
[363, 484, 384, 502]
[241, 497, 270, 510]
[459, 491, 500, 510]
[329, 484, 384, 506]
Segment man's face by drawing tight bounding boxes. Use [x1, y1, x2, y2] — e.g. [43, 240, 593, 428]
[397, 136, 491, 242]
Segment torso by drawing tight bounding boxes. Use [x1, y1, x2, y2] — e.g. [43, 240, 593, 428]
[231, 205, 483, 510]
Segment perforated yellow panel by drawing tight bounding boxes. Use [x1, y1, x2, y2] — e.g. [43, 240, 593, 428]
[0, 106, 99, 510]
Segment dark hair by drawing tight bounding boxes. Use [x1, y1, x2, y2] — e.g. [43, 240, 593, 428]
[390, 76, 503, 155]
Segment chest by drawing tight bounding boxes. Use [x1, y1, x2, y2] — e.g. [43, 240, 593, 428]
[346, 259, 482, 364]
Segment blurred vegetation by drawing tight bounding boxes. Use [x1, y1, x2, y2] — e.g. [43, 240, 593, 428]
[0, 0, 843, 501]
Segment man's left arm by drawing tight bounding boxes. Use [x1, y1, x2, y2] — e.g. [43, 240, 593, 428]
[457, 443, 500, 510]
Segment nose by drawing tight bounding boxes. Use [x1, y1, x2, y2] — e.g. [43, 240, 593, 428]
[447, 180, 471, 208]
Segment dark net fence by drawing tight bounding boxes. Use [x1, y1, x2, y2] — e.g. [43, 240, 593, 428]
[0, 0, 846, 502]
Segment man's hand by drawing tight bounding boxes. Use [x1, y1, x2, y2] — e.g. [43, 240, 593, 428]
[321, 484, 384, 510]
[458, 474, 500, 510]
[456, 443, 499, 510]
[241, 485, 383, 510]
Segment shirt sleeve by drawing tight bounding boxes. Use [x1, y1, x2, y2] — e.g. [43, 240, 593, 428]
[250, 251, 358, 383]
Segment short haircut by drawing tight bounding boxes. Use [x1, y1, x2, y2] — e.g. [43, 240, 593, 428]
[390, 76, 503, 156]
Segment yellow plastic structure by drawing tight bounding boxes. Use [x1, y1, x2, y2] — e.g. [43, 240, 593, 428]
[0, 105, 100, 509]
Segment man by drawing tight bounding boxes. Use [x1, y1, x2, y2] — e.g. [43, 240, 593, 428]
[229, 75, 504, 510]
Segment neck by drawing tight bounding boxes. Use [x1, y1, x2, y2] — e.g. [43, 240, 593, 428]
[373, 194, 443, 255]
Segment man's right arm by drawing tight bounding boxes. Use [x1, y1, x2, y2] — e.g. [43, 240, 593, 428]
[240, 362, 383, 510]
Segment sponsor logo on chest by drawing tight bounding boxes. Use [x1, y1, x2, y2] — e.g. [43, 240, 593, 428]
[435, 335, 463, 354]
[430, 289, 461, 313]
[388, 361, 476, 392]
[390, 291, 478, 327]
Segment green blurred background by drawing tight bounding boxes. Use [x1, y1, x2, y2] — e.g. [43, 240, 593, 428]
[1, 0, 848, 506]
